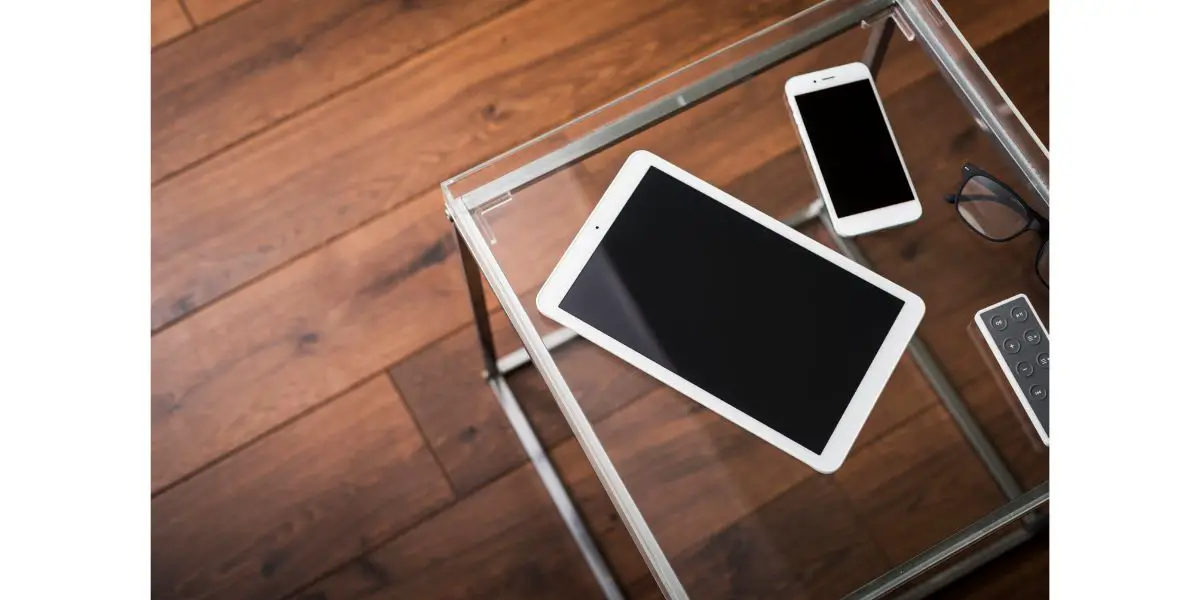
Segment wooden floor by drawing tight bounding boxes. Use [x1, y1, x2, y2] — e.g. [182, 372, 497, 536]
[151, 1, 1049, 598]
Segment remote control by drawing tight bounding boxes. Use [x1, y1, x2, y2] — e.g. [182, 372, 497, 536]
[974, 294, 1049, 445]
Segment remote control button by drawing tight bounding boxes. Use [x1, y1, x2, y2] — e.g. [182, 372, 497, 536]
[1016, 361, 1034, 378]
[1002, 338, 1021, 354]
[1023, 329, 1042, 345]
[1010, 306, 1029, 322]
[1036, 352, 1049, 368]
[989, 315, 1008, 330]
[1029, 384, 1047, 401]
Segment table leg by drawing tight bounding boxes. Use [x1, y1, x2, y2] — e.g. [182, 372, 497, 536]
[450, 218, 627, 600]
[453, 226, 500, 380]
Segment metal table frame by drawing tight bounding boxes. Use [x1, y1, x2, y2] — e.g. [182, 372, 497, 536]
[442, 1, 1049, 598]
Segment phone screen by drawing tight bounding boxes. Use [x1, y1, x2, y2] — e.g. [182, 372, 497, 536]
[793, 79, 914, 217]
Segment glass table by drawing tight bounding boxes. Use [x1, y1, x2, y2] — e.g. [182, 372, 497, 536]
[442, 0, 1049, 598]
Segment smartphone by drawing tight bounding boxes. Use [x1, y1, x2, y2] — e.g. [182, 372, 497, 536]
[785, 62, 921, 237]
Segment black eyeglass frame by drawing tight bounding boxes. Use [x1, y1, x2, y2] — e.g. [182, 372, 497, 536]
[944, 162, 1049, 286]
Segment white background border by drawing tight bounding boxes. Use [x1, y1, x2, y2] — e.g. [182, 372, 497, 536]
[2, 1, 148, 597]
[1054, 1, 1200, 596]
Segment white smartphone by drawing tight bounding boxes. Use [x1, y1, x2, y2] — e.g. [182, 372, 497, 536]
[536, 151, 925, 473]
[785, 62, 922, 237]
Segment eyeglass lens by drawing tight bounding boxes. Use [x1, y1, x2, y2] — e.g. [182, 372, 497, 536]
[956, 175, 1030, 241]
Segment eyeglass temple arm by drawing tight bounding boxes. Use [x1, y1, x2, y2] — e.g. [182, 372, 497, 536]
[949, 193, 1028, 213]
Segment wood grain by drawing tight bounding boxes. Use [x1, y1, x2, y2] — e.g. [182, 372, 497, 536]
[386, 306, 529, 497]
[389, 290, 660, 496]
[960, 363, 1050, 487]
[508, 335, 661, 448]
[849, 352, 940, 448]
[152, 0, 193, 47]
[150, 0, 825, 491]
[183, 0, 255, 25]
[151, 376, 454, 600]
[835, 405, 1005, 563]
[149, 1, 1050, 597]
[551, 386, 817, 588]
[149, 0, 818, 331]
[149, 166, 627, 493]
[626, 476, 890, 600]
[927, 531, 1048, 600]
[294, 463, 605, 600]
[150, 189, 463, 493]
[152, 0, 522, 182]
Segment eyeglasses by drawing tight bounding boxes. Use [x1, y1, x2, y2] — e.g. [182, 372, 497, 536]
[944, 163, 1049, 286]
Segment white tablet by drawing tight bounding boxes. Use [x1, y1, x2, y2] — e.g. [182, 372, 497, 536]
[536, 151, 925, 473]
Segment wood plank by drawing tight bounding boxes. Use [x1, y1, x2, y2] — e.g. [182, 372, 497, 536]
[864, 266, 1049, 492]
[855, 355, 941, 447]
[385, 307, 529, 497]
[387, 283, 660, 496]
[550, 387, 817, 588]
[152, 0, 192, 47]
[150, 0, 826, 490]
[149, 167, 634, 494]
[960, 366, 1049, 488]
[183, 0, 255, 25]
[148, 168, 652, 495]
[508, 335, 661, 447]
[149, 163, 613, 493]
[294, 463, 606, 600]
[834, 405, 1006, 563]
[626, 476, 890, 600]
[881, 254, 1048, 392]
[926, 531, 1048, 600]
[150, 189, 463, 493]
[152, 0, 523, 182]
[151, 375, 454, 600]
[150, 0, 819, 331]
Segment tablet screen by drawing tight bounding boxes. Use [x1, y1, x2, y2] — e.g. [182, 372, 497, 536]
[559, 166, 904, 454]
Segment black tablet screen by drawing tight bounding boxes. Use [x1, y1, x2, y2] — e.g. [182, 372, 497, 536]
[559, 166, 904, 454]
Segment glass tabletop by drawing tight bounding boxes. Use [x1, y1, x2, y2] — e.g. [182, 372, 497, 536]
[444, 1, 1049, 598]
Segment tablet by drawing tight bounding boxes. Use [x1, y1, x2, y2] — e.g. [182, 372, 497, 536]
[536, 151, 925, 472]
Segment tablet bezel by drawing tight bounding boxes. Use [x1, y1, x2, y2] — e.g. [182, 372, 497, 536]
[536, 150, 925, 473]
